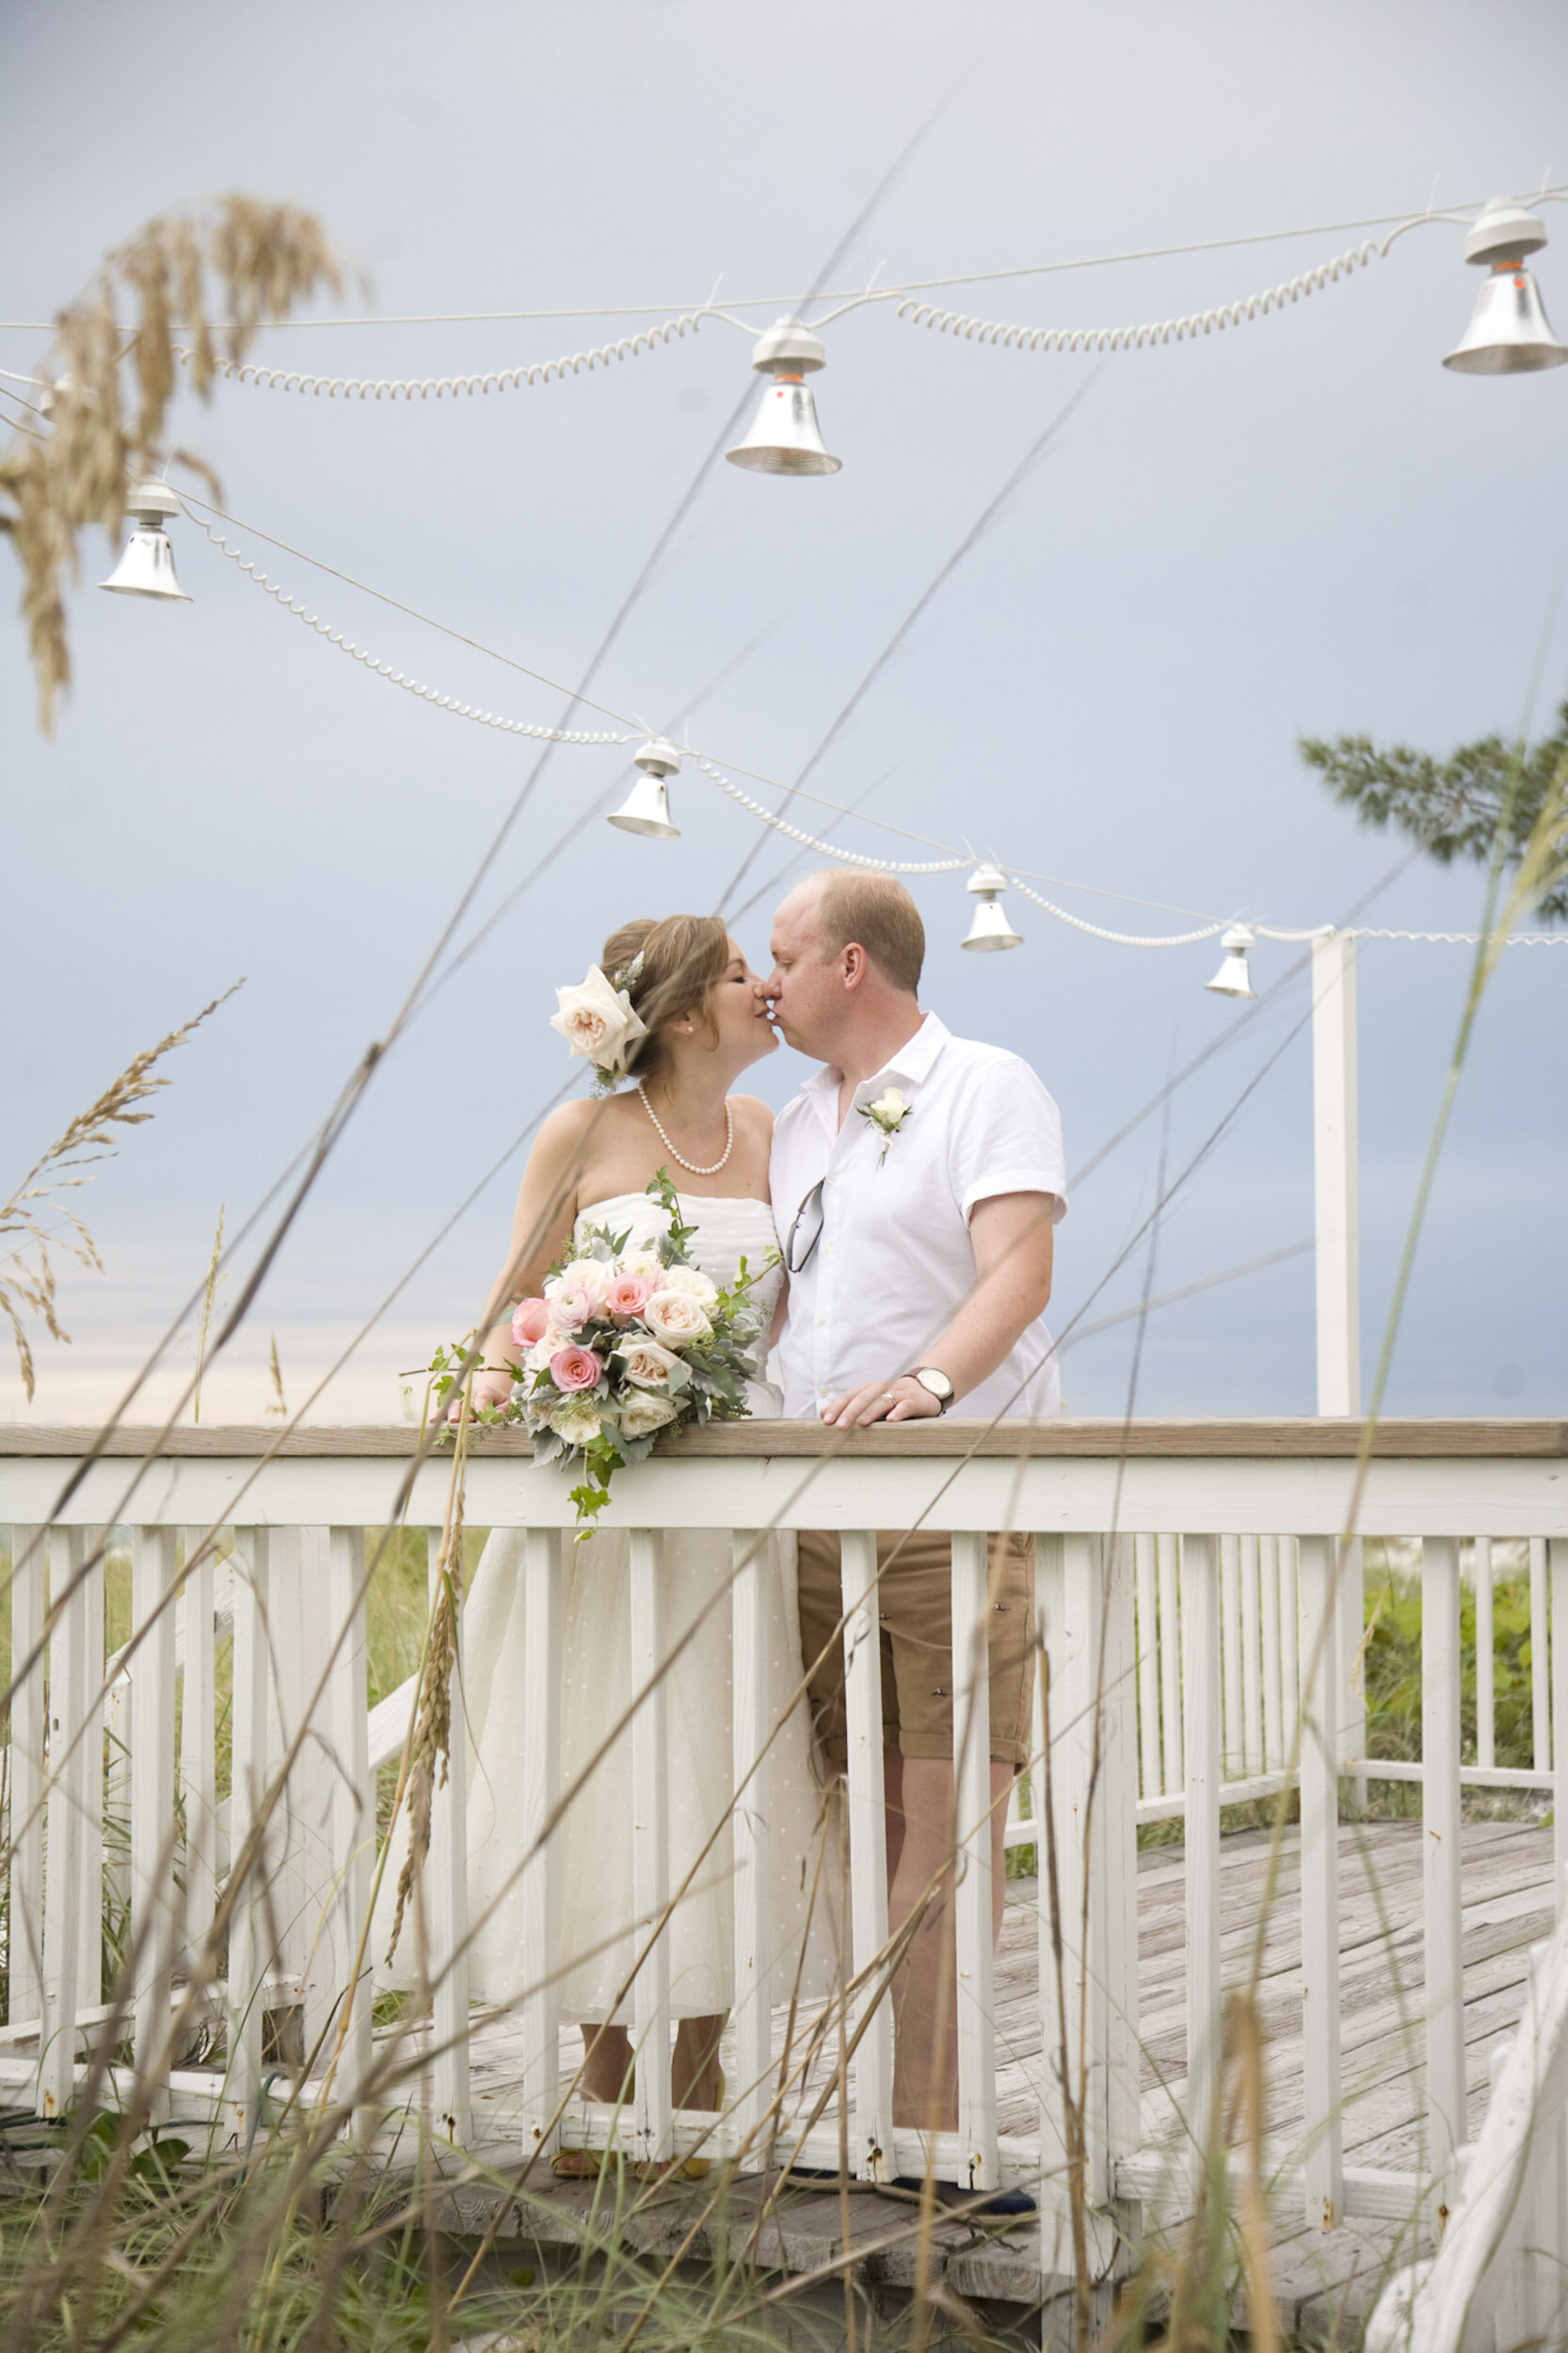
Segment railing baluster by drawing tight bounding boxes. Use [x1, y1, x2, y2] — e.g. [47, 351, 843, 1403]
[520, 1526, 563, 2163]
[1035, 1531, 1067, 2224]
[1240, 1533, 1263, 1777]
[1271, 1534, 1289, 1760]
[8, 1525, 47, 2031]
[425, 1526, 471, 2146]
[1220, 1534, 1242, 1777]
[1473, 1537, 1495, 1771]
[1298, 1532, 1343, 2227]
[180, 1530, 217, 1967]
[729, 1529, 771, 2159]
[78, 1535, 104, 2009]
[1259, 1534, 1283, 1772]
[840, 1529, 894, 2180]
[227, 1529, 273, 2122]
[326, 1527, 373, 2121]
[952, 1530, 997, 2191]
[1157, 1532, 1182, 1796]
[1134, 1533, 1160, 1802]
[1544, 1544, 1553, 1911]
[1338, 1537, 1368, 1812]
[629, 1527, 672, 2164]
[130, 1528, 179, 2105]
[40, 1528, 88, 2120]
[1043, 1534, 1138, 2250]
[1180, 1534, 1222, 2155]
[1422, 1536, 1466, 2182]
[1532, 1536, 1551, 1775]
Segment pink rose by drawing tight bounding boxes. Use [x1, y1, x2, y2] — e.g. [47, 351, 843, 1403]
[550, 1344, 602, 1393]
[606, 1272, 654, 1320]
[512, 1298, 551, 1347]
[546, 1284, 592, 1332]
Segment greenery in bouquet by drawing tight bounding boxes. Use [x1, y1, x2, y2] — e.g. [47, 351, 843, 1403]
[429, 1170, 771, 1528]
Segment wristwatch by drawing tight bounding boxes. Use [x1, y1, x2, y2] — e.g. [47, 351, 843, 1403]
[909, 1367, 955, 1414]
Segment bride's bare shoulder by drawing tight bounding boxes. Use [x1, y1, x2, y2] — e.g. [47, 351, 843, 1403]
[728, 1094, 775, 1137]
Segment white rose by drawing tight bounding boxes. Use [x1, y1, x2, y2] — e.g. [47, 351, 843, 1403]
[549, 966, 648, 1073]
[870, 1087, 907, 1123]
[551, 1397, 603, 1447]
[617, 1337, 680, 1388]
[644, 1289, 713, 1346]
[525, 1337, 557, 1373]
[620, 1390, 679, 1441]
[656, 1264, 718, 1309]
[559, 1257, 614, 1309]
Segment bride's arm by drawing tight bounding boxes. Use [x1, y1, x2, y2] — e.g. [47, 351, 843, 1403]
[458, 1100, 600, 1413]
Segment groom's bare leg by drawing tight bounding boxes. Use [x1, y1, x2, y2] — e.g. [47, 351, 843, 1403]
[887, 1755, 1012, 2132]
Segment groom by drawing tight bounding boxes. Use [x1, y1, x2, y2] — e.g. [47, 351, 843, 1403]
[761, 870, 1066, 2146]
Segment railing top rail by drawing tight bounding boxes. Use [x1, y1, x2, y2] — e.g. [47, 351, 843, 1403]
[2, 1417, 1564, 1461]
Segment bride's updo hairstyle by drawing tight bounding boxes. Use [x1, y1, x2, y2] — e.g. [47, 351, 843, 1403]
[601, 914, 730, 1086]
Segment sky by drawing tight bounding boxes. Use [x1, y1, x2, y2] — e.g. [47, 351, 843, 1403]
[4, 0, 1566, 1430]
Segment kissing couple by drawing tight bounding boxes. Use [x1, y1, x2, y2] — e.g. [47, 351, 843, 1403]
[379, 870, 1066, 2181]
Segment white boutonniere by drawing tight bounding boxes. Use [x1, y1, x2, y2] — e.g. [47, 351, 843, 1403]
[857, 1086, 911, 1167]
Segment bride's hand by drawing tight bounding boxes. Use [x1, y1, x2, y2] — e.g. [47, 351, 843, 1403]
[447, 1364, 517, 1422]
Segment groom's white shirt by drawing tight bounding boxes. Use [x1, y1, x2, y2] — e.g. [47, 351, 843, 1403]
[769, 1012, 1067, 1423]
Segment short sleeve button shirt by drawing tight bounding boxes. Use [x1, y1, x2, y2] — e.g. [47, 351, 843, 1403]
[769, 1014, 1068, 1423]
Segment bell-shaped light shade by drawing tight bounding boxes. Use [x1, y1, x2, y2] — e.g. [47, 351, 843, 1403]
[607, 772, 679, 839]
[608, 737, 682, 838]
[962, 863, 1023, 952]
[727, 376, 841, 475]
[726, 315, 841, 475]
[1443, 263, 1568, 375]
[1205, 924, 1256, 999]
[99, 482, 191, 601]
[99, 524, 191, 601]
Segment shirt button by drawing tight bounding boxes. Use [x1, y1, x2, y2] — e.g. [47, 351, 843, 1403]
[817, 1315, 826, 1326]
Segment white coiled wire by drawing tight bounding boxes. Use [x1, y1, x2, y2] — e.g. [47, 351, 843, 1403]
[693, 759, 968, 873]
[188, 512, 632, 744]
[895, 238, 1384, 353]
[172, 312, 708, 401]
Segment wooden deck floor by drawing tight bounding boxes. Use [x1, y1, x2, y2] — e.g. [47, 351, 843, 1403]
[426, 1818, 1558, 2334]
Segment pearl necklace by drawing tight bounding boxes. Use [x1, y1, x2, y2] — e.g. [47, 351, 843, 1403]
[635, 1081, 735, 1176]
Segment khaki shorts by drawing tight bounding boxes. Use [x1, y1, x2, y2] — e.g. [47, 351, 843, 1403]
[795, 1527, 1036, 1771]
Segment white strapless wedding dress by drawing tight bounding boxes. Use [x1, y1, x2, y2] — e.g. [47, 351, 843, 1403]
[376, 1191, 835, 2024]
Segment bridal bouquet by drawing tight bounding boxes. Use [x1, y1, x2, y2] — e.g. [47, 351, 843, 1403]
[430, 1172, 770, 1528]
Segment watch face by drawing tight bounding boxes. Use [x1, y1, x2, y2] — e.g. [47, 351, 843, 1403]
[918, 1368, 953, 1401]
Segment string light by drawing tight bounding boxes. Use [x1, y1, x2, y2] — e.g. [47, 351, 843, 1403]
[162, 491, 1568, 963]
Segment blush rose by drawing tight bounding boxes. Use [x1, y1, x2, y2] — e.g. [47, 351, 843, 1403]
[643, 1289, 712, 1346]
[549, 1345, 602, 1393]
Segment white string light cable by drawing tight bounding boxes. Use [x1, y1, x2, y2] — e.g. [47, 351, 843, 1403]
[185, 509, 633, 744]
[691, 756, 968, 873]
[168, 490, 1568, 950]
[168, 308, 749, 401]
[10, 186, 1563, 334]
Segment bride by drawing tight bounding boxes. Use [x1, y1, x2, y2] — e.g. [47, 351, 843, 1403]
[390, 912, 832, 2166]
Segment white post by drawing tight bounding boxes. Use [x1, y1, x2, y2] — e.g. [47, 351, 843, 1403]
[1531, 1537, 1550, 1774]
[1473, 1538, 1495, 1772]
[629, 1527, 673, 2165]
[40, 1529, 88, 2121]
[179, 1532, 217, 1972]
[952, 1529, 998, 2191]
[520, 1526, 563, 2163]
[326, 1527, 373, 2121]
[227, 1529, 273, 2123]
[729, 1529, 772, 2156]
[1312, 930, 1366, 1805]
[130, 1527, 179, 2104]
[8, 1526, 47, 2031]
[1298, 1533, 1344, 2227]
[1180, 1536, 1223, 2160]
[1552, 1543, 1568, 1918]
[424, 1526, 471, 2147]
[1422, 1538, 1467, 2186]
[840, 1529, 894, 2181]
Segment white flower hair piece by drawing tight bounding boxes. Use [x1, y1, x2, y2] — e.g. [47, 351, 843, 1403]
[550, 964, 649, 1093]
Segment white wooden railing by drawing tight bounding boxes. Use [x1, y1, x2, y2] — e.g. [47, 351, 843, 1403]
[1, 1418, 1564, 2283]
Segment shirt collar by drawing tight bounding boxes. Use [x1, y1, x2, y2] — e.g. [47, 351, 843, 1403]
[866, 1010, 949, 1091]
[797, 1011, 950, 1120]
